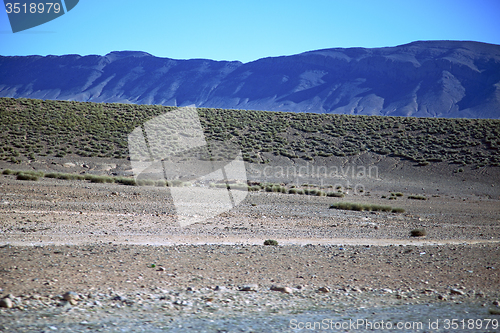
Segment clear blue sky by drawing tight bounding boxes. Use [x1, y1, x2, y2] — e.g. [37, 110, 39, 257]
[1, 0, 499, 63]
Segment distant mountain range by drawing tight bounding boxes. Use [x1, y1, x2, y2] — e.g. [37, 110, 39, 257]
[1, 41, 499, 118]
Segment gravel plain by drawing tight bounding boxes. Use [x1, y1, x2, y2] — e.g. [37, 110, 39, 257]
[1, 158, 499, 332]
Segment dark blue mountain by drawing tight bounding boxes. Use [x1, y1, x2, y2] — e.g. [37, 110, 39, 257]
[1, 41, 499, 118]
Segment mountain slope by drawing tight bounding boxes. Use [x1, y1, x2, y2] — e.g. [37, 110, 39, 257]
[1, 41, 500, 118]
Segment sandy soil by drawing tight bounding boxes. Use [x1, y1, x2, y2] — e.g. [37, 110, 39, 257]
[0, 158, 499, 331]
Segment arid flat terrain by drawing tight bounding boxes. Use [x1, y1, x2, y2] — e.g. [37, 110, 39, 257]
[0, 155, 499, 332]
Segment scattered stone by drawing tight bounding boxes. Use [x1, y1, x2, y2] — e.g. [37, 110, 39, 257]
[382, 288, 393, 294]
[318, 287, 330, 293]
[173, 300, 192, 306]
[239, 284, 258, 292]
[270, 285, 293, 294]
[450, 288, 464, 295]
[63, 291, 79, 302]
[110, 191, 118, 196]
[0, 298, 13, 308]
[157, 267, 166, 271]
[214, 286, 227, 291]
[438, 294, 447, 301]
[489, 308, 500, 315]
[493, 300, 500, 306]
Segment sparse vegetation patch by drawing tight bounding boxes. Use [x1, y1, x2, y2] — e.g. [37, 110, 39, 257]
[408, 195, 427, 200]
[330, 202, 404, 213]
[1, 97, 499, 167]
[410, 229, 427, 237]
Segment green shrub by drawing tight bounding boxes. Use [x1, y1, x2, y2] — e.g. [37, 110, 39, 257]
[228, 183, 249, 191]
[408, 195, 427, 200]
[170, 180, 184, 187]
[288, 188, 305, 195]
[410, 229, 427, 237]
[17, 173, 39, 181]
[55, 173, 85, 180]
[116, 177, 137, 186]
[2, 169, 13, 175]
[136, 179, 154, 186]
[330, 202, 404, 213]
[304, 188, 319, 196]
[263, 239, 278, 246]
[326, 192, 345, 198]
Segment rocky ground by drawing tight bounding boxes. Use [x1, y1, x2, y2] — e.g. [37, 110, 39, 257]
[0, 158, 499, 332]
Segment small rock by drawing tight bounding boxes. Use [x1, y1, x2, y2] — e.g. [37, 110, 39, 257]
[63, 291, 79, 302]
[270, 285, 293, 294]
[239, 284, 258, 292]
[382, 288, 393, 294]
[489, 308, 500, 315]
[0, 298, 13, 308]
[493, 300, 500, 306]
[214, 286, 227, 291]
[450, 288, 464, 295]
[157, 267, 166, 271]
[110, 191, 118, 196]
[438, 294, 447, 301]
[318, 287, 330, 293]
[173, 300, 191, 306]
